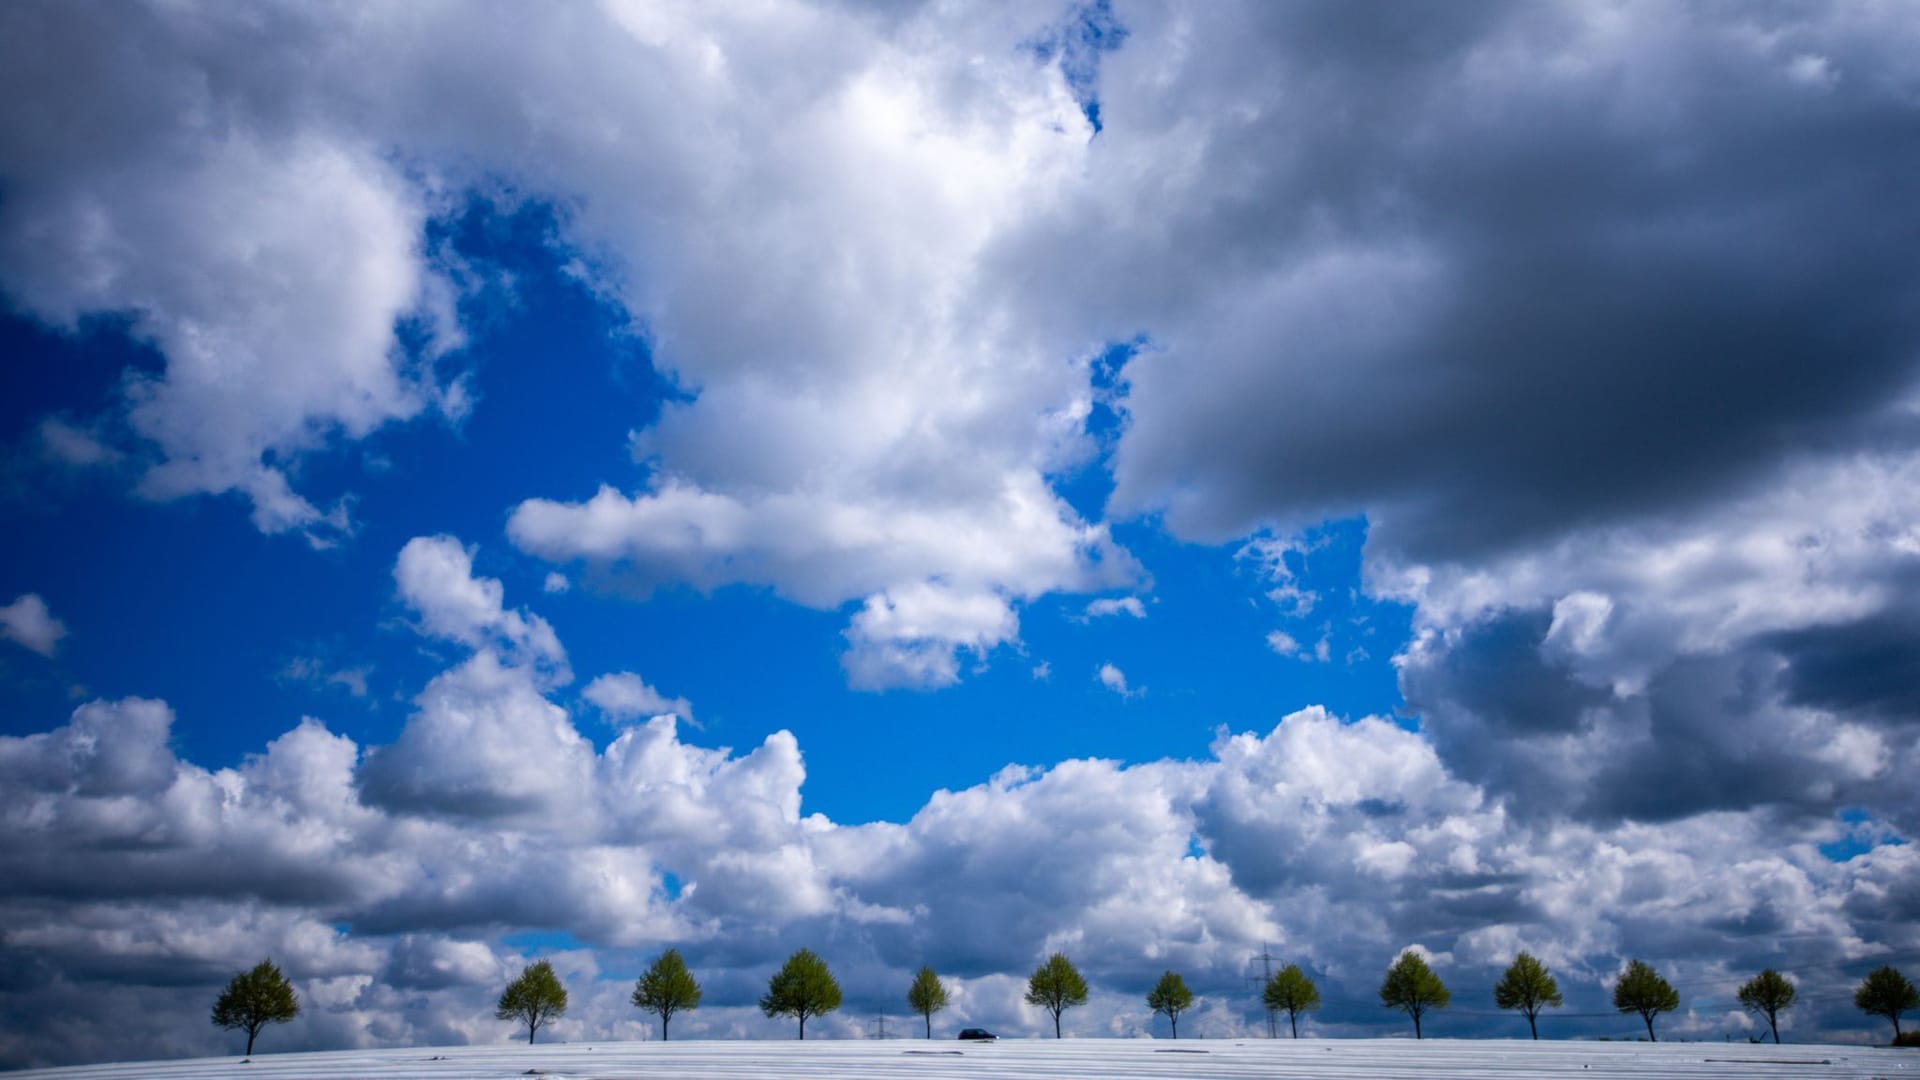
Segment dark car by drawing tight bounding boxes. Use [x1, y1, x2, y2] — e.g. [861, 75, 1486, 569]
[957, 1028, 998, 1041]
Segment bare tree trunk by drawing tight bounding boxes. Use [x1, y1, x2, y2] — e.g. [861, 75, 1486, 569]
[1644, 1014, 1657, 1042]
[1413, 1011, 1422, 1040]
[924, 1012, 931, 1039]
[245, 1027, 258, 1057]
[798, 1015, 807, 1040]
[1527, 1011, 1538, 1040]
[1054, 1011, 1062, 1038]
[1289, 1012, 1298, 1039]
[1767, 1013, 1779, 1044]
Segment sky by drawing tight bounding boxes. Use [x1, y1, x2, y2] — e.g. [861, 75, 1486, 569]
[1, 0, 1918, 1068]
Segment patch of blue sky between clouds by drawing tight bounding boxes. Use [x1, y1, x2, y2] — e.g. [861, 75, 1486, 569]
[1820, 807, 1907, 863]
[1024, 0, 1129, 135]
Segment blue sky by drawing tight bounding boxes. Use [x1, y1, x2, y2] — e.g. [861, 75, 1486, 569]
[0, 203, 1410, 824]
[3, 0, 1920, 1068]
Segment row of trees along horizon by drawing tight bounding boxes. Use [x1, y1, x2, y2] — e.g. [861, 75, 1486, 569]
[210, 951, 1920, 1057]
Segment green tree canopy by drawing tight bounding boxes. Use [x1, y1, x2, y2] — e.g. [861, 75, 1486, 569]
[1024, 952, 1089, 1038]
[1146, 971, 1195, 1039]
[1263, 964, 1321, 1039]
[1736, 969, 1796, 1045]
[211, 959, 300, 1057]
[760, 948, 842, 1039]
[1611, 959, 1679, 1042]
[1854, 965, 1919, 1041]
[496, 960, 569, 1045]
[631, 948, 702, 1041]
[1378, 950, 1449, 1040]
[1492, 952, 1563, 1040]
[906, 966, 950, 1039]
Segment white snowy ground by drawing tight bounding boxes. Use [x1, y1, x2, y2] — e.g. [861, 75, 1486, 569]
[9, 1039, 1913, 1080]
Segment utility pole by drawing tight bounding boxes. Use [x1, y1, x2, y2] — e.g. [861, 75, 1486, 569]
[1248, 943, 1278, 1038]
[869, 1015, 892, 1040]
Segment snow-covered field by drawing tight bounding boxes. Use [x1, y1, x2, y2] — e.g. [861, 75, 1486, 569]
[8, 1039, 1911, 1080]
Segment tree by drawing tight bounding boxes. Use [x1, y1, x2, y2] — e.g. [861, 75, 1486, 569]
[1263, 964, 1320, 1039]
[1378, 950, 1449, 1040]
[496, 960, 568, 1045]
[760, 948, 842, 1039]
[1147, 971, 1195, 1038]
[1493, 952, 1563, 1040]
[1024, 952, 1089, 1038]
[1854, 965, 1919, 1041]
[1736, 969, 1796, 1044]
[906, 966, 949, 1039]
[211, 959, 300, 1057]
[1611, 959, 1679, 1042]
[631, 948, 702, 1041]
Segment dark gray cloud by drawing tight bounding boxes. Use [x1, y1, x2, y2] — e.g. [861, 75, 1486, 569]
[1404, 606, 1912, 830]
[1087, 2, 1920, 563]
[1768, 609, 1920, 722]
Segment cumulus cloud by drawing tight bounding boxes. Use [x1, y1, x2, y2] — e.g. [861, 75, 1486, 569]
[841, 581, 1022, 690]
[1095, 661, 1141, 699]
[0, 593, 67, 657]
[1082, 596, 1146, 620]
[5, 691, 1913, 1067]
[394, 536, 566, 679]
[1265, 628, 1331, 663]
[0, 0, 1147, 682]
[0, 2, 466, 539]
[582, 671, 692, 724]
[1083, 5, 1920, 562]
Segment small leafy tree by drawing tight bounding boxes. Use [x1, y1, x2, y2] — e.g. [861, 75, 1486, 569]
[1611, 959, 1679, 1042]
[1736, 969, 1796, 1044]
[1855, 965, 1919, 1041]
[906, 966, 949, 1039]
[1493, 952, 1563, 1040]
[211, 959, 300, 1057]
[631, 948, 702, 1041]
[496, 960, 568, 1045]
[1379, 950, 1449, 1039]
[1024, 952, 1089, 1038]
[1263, 964, 1320, 1039]
[1147, 971, 1195, 1038]
[761, 948, 842, 1039]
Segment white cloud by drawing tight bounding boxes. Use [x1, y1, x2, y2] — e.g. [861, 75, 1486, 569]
[1083, 596, 1146, 620]
[3, 683, 1914, 1065]
[35, 417, 121, 468]
[394, 536, 567, 679]
[1095, 661, 1141, 699]
[542, 572, 570, 595]
[841, 581, 1022, 691]
[0, 11, 466, 538]
[280, 656, 372, 698]
[358, 651, 594, 825]
[1241, 535, 1319, 617]
[1265, 628, 1328, 663]
[0, 593, 67, 657]
[582, 671, 692, 723]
